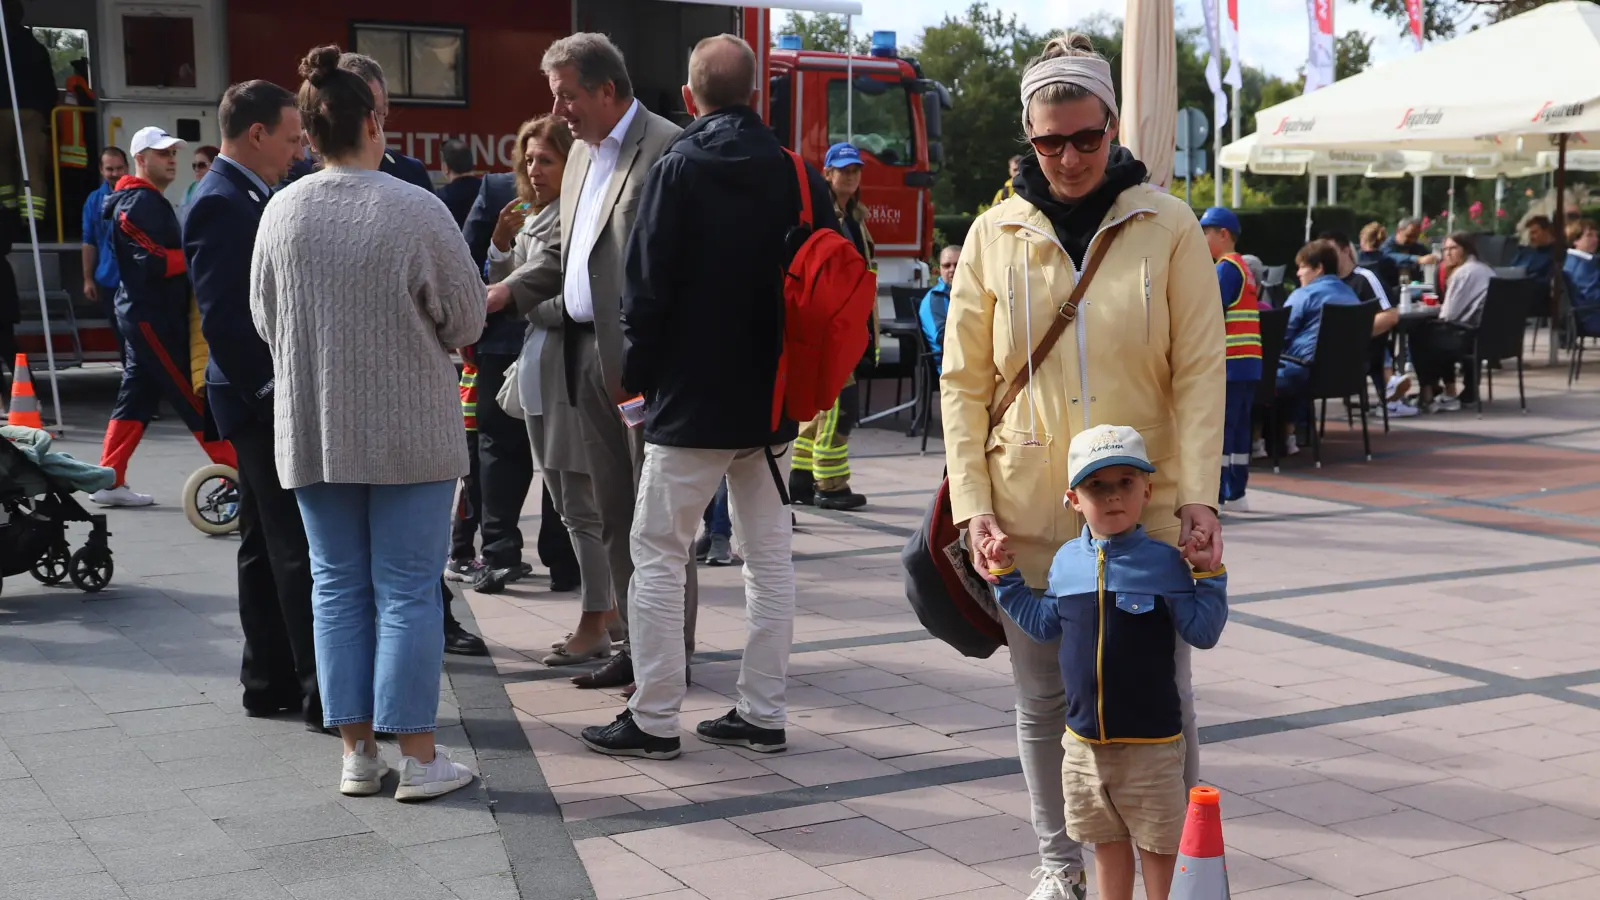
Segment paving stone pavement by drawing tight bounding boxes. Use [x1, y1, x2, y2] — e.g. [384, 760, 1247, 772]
[7, 362, 1600, 899]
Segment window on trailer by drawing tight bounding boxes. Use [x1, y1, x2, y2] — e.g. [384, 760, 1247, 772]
[827, 78, 914, 166]
[123, 14, 196, 88]
[31, 28, 90, 90]
[352, 23, 466, 105]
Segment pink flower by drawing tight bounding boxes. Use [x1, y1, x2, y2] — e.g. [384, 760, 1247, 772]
[1422, 216, 1433, 229]
[1496, 208, 1507, 217]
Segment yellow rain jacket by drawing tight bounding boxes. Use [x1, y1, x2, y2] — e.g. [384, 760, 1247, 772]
[941, 186, 1226, 587]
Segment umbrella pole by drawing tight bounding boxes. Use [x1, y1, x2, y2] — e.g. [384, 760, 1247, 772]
[1551, 132, 1568, 367]
[0, 13, 63, 433]
[1305, 172, 1317, 242]
[1413, 174, 1423, 218]
[1230, 82, 1240, 207]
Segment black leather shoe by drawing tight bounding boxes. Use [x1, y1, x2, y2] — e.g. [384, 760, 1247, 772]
[444, 625, 489, 656]
[572, 650, 633, 689]
[697, 709, 786, 753]
[816, 489, 867, 511]
[243, 699, 299, 718]
[581, 710, 680, 759]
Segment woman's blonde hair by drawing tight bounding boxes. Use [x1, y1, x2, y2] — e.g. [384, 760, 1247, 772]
[1021, 33, 1112, 131]
[513, 115, 574, 208]
[1359, 221, 1387, 250]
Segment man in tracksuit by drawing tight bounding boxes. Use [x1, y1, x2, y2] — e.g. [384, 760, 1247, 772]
[92, 126, 236, 507]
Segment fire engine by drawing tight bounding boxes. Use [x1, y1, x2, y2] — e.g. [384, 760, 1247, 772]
[20, 0, 949, 365]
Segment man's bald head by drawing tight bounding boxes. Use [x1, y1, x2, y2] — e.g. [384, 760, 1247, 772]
[687, 34, 757, 114]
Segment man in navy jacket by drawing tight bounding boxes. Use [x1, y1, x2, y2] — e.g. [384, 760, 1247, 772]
[184, 81, 325, 731]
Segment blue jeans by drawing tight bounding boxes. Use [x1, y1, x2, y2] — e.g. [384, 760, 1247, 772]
[296, 480, 455, 733]
[702, 477, 731, 538]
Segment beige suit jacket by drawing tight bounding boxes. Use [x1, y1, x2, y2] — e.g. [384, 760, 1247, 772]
[505, 103, 682, 407]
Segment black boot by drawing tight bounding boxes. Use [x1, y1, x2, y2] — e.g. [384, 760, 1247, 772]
[816, 488, 867, 511]
[788, 469, 815, 507]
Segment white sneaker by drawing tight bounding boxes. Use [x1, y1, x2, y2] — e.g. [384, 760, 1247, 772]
[1430, 394, 1462, 413]
[1028, 866, 1086, 900]
[1387, 399, 1421, 418]
[1227, 493, 1252, 513]
[1251, 438, 1268, 460]
[394, 746, 474, 802]
[1386, 373, 1413, 402]
[340, 740, 389, 796]
[91, 485, 154, 507]
[1285, 435, 1300, 456]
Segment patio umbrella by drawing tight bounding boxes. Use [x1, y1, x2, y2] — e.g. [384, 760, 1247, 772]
[1120, 0, 1177, 190]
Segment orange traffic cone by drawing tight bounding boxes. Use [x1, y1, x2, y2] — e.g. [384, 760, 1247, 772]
[1172, 786, 1230, 899]
[8, 354, 42, 429]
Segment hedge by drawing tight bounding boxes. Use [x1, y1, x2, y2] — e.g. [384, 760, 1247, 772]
[934, 206, 1359, 266]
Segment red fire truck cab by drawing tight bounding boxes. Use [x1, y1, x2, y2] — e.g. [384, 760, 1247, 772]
[21, 0, 948, 365]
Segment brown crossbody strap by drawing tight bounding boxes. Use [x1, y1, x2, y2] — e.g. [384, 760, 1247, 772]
[987, 220, 1129, 430]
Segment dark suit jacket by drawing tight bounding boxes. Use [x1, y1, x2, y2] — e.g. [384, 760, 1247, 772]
[438, 175, 482, 229]
[462, 172, 523, 354]
[382, 151, 435, 192]
[184, 157, 275, 440]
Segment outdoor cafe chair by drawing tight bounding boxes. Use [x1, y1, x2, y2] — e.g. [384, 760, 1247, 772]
[1472, 277, 1531, 415]
[1252, 307, 1290, 473]
[1306, 300, 1380, 468]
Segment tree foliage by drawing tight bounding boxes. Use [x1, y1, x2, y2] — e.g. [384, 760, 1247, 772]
[1366, 0, 1575, 40]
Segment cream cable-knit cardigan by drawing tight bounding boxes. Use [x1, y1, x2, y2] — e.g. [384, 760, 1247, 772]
[250, 167, 486, 489]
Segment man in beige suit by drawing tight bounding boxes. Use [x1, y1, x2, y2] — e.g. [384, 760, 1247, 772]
[487, 33, 692, 693]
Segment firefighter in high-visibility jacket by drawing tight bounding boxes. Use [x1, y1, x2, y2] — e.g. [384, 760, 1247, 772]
[0, 6, 56, 224]
[1200, 207, 1261, 511]
[57, 59, 94, 172]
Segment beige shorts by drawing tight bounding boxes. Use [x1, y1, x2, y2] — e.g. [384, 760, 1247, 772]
[1062, 736, 1187, 854]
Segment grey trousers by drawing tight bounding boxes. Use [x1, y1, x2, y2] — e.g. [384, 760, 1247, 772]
[527, 414, 611, 615]
[1000, 609, 1199, 870]
[570, 332, 697, 653]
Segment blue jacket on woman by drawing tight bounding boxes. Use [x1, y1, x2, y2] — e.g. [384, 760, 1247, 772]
[1567, 250, 1600, 334]
[1281, 274, 1360, 366]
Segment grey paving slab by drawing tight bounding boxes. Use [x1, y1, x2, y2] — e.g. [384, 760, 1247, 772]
[402, 833, 513, 884]
[185, 774, 335, 819]
[158, 749, 300, 790]
[217, 801, 375, 851]
[123, 870, 294, 900]
[73, 805, 221, 852]
[110, 702, 235, 737]
[281, 864, 456, 900]
[0, 836, 105, 884]
[0, 871, 129, 900]
[95, 831, 262, 886]
[4, 725, 139, 766]
[0, 684, 93, 714]
[29, 752, 192, 820]
[253, 832, 410, 885]
[448, 873, 521, 900]
[0, 700, 114, 736]
[338, 789, 499, 847]
[0, 805, 76, 848]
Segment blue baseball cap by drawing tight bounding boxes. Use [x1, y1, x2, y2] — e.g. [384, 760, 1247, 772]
[1199, 207, 1241, 235]
[824, 143, 863, 169]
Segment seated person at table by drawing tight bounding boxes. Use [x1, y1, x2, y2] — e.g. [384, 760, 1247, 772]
[1358, 222, 1401, 297]
[1381, 217, 1437, 283]
[1512, 215, 1557, 282]
[1408, 231, 1493, 414]
[1275, 241, 1360, 455]
[984, 424, 1227, 900]
[1565, 217, 1600, 334]
[919, 244, 959, 374]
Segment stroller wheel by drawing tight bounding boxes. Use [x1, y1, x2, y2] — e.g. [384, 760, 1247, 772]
[69, 546, 114, 593]
[31, 541, 70, 585]
[184, 464, 241, 536]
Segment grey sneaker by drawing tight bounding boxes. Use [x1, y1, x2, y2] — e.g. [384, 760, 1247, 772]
[705, 534, 735, 567]
[1027, 866, 1086, 900]
[339, 740, 389, 796]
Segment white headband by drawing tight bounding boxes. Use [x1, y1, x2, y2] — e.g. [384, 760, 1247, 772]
[1020, 56, 1118, 120]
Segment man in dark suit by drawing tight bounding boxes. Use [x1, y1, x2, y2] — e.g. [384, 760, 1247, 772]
[184, 81, 324, 731]
[437, 139, 481, 229]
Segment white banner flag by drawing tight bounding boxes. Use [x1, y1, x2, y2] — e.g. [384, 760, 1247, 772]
[1202, 0, 1228, 127]
[1224, 0, 1243, 88]
[1304, 0, 1336, 93]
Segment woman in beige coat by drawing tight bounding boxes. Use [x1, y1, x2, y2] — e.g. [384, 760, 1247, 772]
[940, 34, 1227, 900]
[486, 117, 620, 665]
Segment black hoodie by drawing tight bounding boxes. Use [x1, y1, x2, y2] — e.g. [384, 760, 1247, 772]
[1014, 146, 1148, 269]
[621, 106, 838, 450]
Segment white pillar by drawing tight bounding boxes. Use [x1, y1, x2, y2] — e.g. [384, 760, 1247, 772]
[844, 15, 853, 144]
[1230, 83, 1241, 207]
[1412, 174, 1424, 218]
[1305, 173, 1318, 242]
[1328, 174, 1338, 205]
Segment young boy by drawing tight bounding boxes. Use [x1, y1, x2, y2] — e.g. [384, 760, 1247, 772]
[984, 424, 1228, 900]
[1200, 208, 1261, 512]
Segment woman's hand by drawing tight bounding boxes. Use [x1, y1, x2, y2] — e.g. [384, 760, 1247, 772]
[966, 515, 1010, 584]
[1179, 504, 1223, 571]
[491, 199, 528, 253]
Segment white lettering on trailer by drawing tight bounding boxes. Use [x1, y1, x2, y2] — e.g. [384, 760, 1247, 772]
[385, 131, 519, 169]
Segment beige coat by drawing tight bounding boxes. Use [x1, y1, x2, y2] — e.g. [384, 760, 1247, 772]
[502, 103, 682, 406]
[940, 186, 1226, 587]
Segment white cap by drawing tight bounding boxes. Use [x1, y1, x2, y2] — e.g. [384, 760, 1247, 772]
[1067, 424, 1156, 489]
[130, 126, 184, 157]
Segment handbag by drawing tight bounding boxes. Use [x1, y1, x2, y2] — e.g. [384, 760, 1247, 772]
[901, 221, 1129, 658]
[495, 359, 525, 420]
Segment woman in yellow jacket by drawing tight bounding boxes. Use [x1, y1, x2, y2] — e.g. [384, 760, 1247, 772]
[940, 34, 1226, 900]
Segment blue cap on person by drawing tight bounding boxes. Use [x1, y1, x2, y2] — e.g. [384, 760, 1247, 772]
[824, 143, 863, 169]
[1067, 424, 1157, 489]
[1199, 207, 1242, 236]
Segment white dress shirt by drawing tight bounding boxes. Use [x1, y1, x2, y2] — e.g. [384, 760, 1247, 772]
[563, 99, 640, 323]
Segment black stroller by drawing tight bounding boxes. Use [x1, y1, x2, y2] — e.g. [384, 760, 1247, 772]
[0, 439, 113, 593]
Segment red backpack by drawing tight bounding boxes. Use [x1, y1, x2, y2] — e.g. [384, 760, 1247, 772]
[770, 150, 876, 431]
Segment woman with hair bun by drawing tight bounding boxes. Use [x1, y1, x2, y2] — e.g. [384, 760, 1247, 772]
[250, 44, 487, 801]
[940, 32, 1226, 900]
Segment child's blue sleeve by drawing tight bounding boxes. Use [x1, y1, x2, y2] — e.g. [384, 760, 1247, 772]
[1172, 567, 1228, 650]
[993, 570, 1061, 642]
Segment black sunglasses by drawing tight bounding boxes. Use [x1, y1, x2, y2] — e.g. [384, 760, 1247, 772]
[1029, 118, 1112, 158]
[192, 161, 210, 171]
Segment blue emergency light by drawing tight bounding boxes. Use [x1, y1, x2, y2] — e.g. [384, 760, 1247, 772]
[870, 31, 896, 57]
[776, 34, 803, 50]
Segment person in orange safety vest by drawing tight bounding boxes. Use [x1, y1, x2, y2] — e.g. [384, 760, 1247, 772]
[1201, 206, 1261, 512]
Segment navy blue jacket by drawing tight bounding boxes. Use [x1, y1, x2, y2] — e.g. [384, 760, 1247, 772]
[995, 526, 1227, 743]
[184, 157, 275, 439]
[438, 175, 482, 229]
[382, 151, 434, 192]
[621, 106, 837, 450]
[104, 177, 189, 325]
[1512, 244, 1555, 282]
[462, 172, 525, 355]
